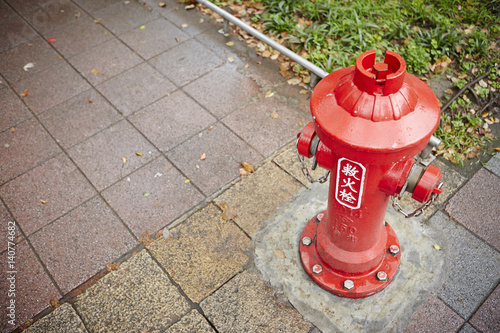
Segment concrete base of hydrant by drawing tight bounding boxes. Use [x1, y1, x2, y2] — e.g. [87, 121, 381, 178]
[254, 182, 445, 333]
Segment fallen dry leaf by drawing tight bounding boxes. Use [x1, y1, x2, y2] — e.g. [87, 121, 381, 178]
[444, 89, 454, 95]
[272, 249, 286, 259]
[94, 19, 101, 24]
[185, 4, 195, 9]
[91, 69, 100, 76]
[200, 152, 206, 160]
[87, 100, 93, 104]
[270, 111, 279, 119]
[220, 203, 237, 221]
[227, 56, 235, 63]
[158, 2, 166, 7]
[139, 25, 146, 30]
[208, 126, 215, 130]
[299, 89, 308, 94]
[40, 199, 48, 204]
[241, 161, 255, 173]
[262, 50, 271, 58]
[143, 192, 150, 197]
[265, 91, 275, 98]
[136, 152, 143, 156]
[494, 147, 500, 152]
[49, 299, 60, 309]
[433, 244, 441, 251]
[106, 262, 121, 272]
[287, 78, 301, 85]
[122, 156, 127, 165]
[23, 63, 34, 71]
[20, 89, 29, 97]
[47, 37, 56, 43]
[226, 41, 234, 46]
[9, 127, 15, 133]
[181, 23, 188, 28]
[270, 53, 279, 60]
[239, 167, 249, 176]
[184, 179, 190, 183]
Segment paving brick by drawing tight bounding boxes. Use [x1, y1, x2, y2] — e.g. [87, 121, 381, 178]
[13, 61, 90, 114]
[102, 157, 204, 238]
[404, 295, 464, 333]
[0, 241, 60, 333]
[446, 168, 500, 251]
[120, 18, 189, 59]
[24, 303, 88, 333]
[470, 284, 500, 333]
[214, 162, 302, 237]
[167, 123, 262, 195]
[5, 0, 51, 16]
[273, 141, 328, 187]
[485, 152, 500, 177]
[39, 89, 122, 149]
[0, 16, 38, 52]
[149, 204, 250, 303]
[162, 5, 212, 37]
[0, 118, 61, 184]
[26, 0, 87, 36]
[458, 323, 480, 333]
[224, 96, 308, 157]
[74, 250, 190, 333]
[30, 196, 137, 294]
[129, 90, 215, 152]
[149, 39, 223, 87]
[431, 211, 500, 319]
[71, 0, 121, 13]
[0, 201, 23, 253]
[200, 270, 313, 332]
[183, 63, 260, 118]
[69, 38, 142, 85]
[93, 1, 159, 35]
[96, 62, 175, 116]
[49, 17, 113, 58]
[0, 1, 17, 22]
[0, 154, 96, 236]
[164, 309, 215, 333]
[0, 87, 32, 132]
[68, 120, 159, 191]
[0, 37, 60, 83]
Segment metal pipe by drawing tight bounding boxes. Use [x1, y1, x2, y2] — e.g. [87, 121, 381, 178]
[196, 0, 329, 78]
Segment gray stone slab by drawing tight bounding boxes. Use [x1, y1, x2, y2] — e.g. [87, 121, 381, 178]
[485, 152, 500, 177]
[24, 303, 88, 333]
[446, 168, 500, 251]
[75, 250, 191, 333]
[200, 271, 314, 332]
[470, 283, 500, 333]
[164, 309, 215, 333]
[254, 182, 448, 333]
[432, 211, 500, 319]
[458, 323, 480, 333]
[404, 295, 464, 332]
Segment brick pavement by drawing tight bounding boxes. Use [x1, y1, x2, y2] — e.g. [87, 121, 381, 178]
[0, 0, 499, 332]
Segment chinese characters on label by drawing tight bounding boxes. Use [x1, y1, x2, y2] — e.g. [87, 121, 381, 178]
[335, 158, 366, 209]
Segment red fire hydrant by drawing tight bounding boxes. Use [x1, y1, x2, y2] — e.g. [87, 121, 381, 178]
[297, 50, 443, 298]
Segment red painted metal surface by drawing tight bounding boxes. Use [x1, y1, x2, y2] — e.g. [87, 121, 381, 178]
[297, 50, 442, 298]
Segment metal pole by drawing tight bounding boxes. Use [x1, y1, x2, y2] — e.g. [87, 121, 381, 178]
[196, 0, 329, 79]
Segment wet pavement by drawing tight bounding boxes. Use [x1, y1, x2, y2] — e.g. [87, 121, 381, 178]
[0, 0, 499, 332]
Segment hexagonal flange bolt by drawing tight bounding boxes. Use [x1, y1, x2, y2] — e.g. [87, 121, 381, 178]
[312, 264, 323, 275]
[343, 279, 354, 290]
[389, 245, 400, 256]
[376, 271, 388, 282]
[302, 237, 312, 246]
[315, 213, 324, 222]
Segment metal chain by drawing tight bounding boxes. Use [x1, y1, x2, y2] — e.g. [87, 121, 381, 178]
[296, 150, 330, 184]
[391, 182, 443, 218]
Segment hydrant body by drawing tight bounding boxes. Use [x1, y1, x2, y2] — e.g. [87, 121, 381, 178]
[297, 50, 442, 298]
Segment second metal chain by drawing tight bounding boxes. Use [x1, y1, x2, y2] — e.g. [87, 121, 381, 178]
[297, 151, 330, 184]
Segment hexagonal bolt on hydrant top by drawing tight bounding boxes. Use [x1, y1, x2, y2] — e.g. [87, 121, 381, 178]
[297, 50, 444, 298]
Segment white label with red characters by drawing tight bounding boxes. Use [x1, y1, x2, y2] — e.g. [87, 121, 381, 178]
[335, 158, 366, 209]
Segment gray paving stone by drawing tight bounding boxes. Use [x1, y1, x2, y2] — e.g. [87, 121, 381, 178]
[164, 310, 215, 333]
[458, 323, 480, 333]
[446, 168, 500, 251]
[162, 5, 212, 37]
[93, 1, 159, 35]
[404, 295, 464, 333]
[214, 162, 303, 237]
[96, 62, 175, 116]
[470, 283, 500, 333]
[24, 303, 88, 333]
[149, 38, 223, 87]
[200, 270, 314, 332]
[431, 211, 500, 319]
[75, 250, 191, 333]
[485, 152, 500, 177]
[25, 0, 86, 36]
